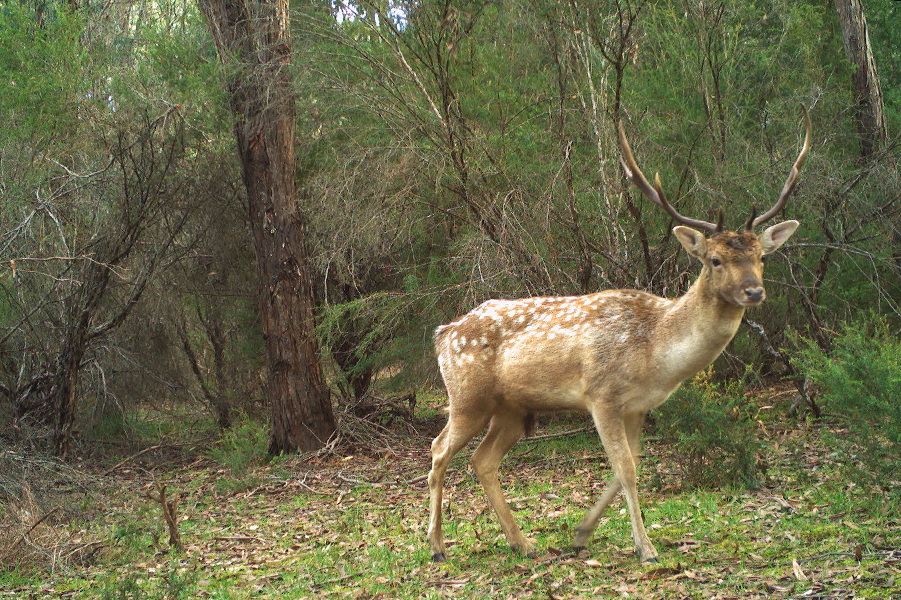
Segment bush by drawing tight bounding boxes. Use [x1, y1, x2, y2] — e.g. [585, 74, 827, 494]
[207, 417, 269, 474]
[794, 314, 901, 494]
[652, 372, 762, 490]
[99, 560, 198, 600]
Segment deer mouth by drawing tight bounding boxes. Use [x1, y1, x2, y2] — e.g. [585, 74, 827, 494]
[735, 289, 766, 307]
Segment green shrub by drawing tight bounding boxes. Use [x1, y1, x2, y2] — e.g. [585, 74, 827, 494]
[99, 560, 198, 600]
[652, 372, 762, 490]
[794, 314, 901, 494]
[207, 417, 269, 474]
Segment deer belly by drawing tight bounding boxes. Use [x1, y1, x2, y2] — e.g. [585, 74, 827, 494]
[495, 346, 588, 411]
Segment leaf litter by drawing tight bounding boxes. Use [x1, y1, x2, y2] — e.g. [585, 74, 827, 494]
[2, 411, 899, 599]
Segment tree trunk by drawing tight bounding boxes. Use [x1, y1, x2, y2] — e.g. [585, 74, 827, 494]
[50, 254, 112, 456]
[833, 0, 887, 158]
[198, 0, 335, 452]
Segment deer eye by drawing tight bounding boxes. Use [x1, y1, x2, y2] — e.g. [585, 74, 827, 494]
[711, 257, 722, 267]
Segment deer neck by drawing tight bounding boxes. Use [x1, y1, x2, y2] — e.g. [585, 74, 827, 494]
[657, 268, 746, 381]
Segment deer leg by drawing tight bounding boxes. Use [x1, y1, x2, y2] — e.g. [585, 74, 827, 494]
[573, 411, 647, 550]
[427, 411, 490, 562]
[573, 477, 621, 551]
[471, 413, 531, 556]
[591, 409, 658, 563]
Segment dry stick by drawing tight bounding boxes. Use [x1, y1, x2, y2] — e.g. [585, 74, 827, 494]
[61, 540, 105, 560]
[525, 426, 595, 441]
[143, 482, 183, 551]
[101, 444, 164, 476]
[7, 505, 61, 551]
[742, 318, 821, 417]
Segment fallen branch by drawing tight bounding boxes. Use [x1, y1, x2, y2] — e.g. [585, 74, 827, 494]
[743, 318, 821, 417]
[525, 426, 595, 441]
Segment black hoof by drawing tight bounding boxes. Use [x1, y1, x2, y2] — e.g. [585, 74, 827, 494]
[643, 557, 660, 564]
[512, 546, 537, 559]
[572, 545, 586, 553]
[432, 552, 447, 562]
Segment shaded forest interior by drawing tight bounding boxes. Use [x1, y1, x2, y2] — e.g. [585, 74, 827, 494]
[0, 0, 898, 461]
[2, 0, 901, 597]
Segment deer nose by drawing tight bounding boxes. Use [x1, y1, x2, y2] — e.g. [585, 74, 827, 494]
[743, 287, 765, 303]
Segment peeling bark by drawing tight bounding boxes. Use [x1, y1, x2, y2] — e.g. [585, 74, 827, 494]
[833, 0, 887, 158]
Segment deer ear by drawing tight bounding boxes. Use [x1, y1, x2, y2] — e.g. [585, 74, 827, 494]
[673, 226, 707, 260]
[758, 220, 799, 255]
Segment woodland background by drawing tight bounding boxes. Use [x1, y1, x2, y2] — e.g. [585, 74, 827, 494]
[1, 0, 899, 456]
[1, 0, 901, 597]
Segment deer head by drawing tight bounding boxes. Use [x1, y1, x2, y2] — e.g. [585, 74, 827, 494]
[617, 108, 810, 307]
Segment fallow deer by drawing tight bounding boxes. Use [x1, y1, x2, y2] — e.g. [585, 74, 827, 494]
[426, 109, 811, 564]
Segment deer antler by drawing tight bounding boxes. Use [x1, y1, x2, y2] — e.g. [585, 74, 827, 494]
[751, 105, 812, 229]
[617, 121, 720, 234]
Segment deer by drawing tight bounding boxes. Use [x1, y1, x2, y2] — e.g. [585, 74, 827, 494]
[426, 108, 811, 564]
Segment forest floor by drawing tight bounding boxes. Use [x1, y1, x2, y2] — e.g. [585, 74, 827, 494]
[1, 396, 900, 599]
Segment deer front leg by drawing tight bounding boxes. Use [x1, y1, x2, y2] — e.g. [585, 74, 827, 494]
[574, 411, 647, 551]
[592, 410, 658, 563]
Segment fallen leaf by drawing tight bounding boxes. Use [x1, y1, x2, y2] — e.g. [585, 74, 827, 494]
[792, 557, 808, 581]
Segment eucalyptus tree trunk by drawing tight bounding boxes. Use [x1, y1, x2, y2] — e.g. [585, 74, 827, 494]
[833, 0, 887, 158]
[198, 0, 335, 453]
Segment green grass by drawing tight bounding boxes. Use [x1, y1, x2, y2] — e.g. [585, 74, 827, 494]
[1, 416, 899, 599]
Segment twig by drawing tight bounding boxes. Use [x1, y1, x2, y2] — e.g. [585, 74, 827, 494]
[742, 318, 821, 417]
[61, 540, 105, 560]
[525, 426, 595, 441]
[298, 480, 334, 496]
[410, 469, 457, 485]
[142, 482, 183, 551]
[7, 506, 61, 551]
[213, 535, 269, 544]
[101, 443, 170, 476]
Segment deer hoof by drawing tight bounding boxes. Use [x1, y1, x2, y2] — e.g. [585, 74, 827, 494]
[636, 546, 659, 563]
[432, 552, 447, 563]
[511, 541, 537, 559]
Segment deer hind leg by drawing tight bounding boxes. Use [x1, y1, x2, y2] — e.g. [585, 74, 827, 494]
[587, 409, 657, 562]
[427, 410, 490, 562]
[471, 413, 532, 557]
[573, 411, 647, 551]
